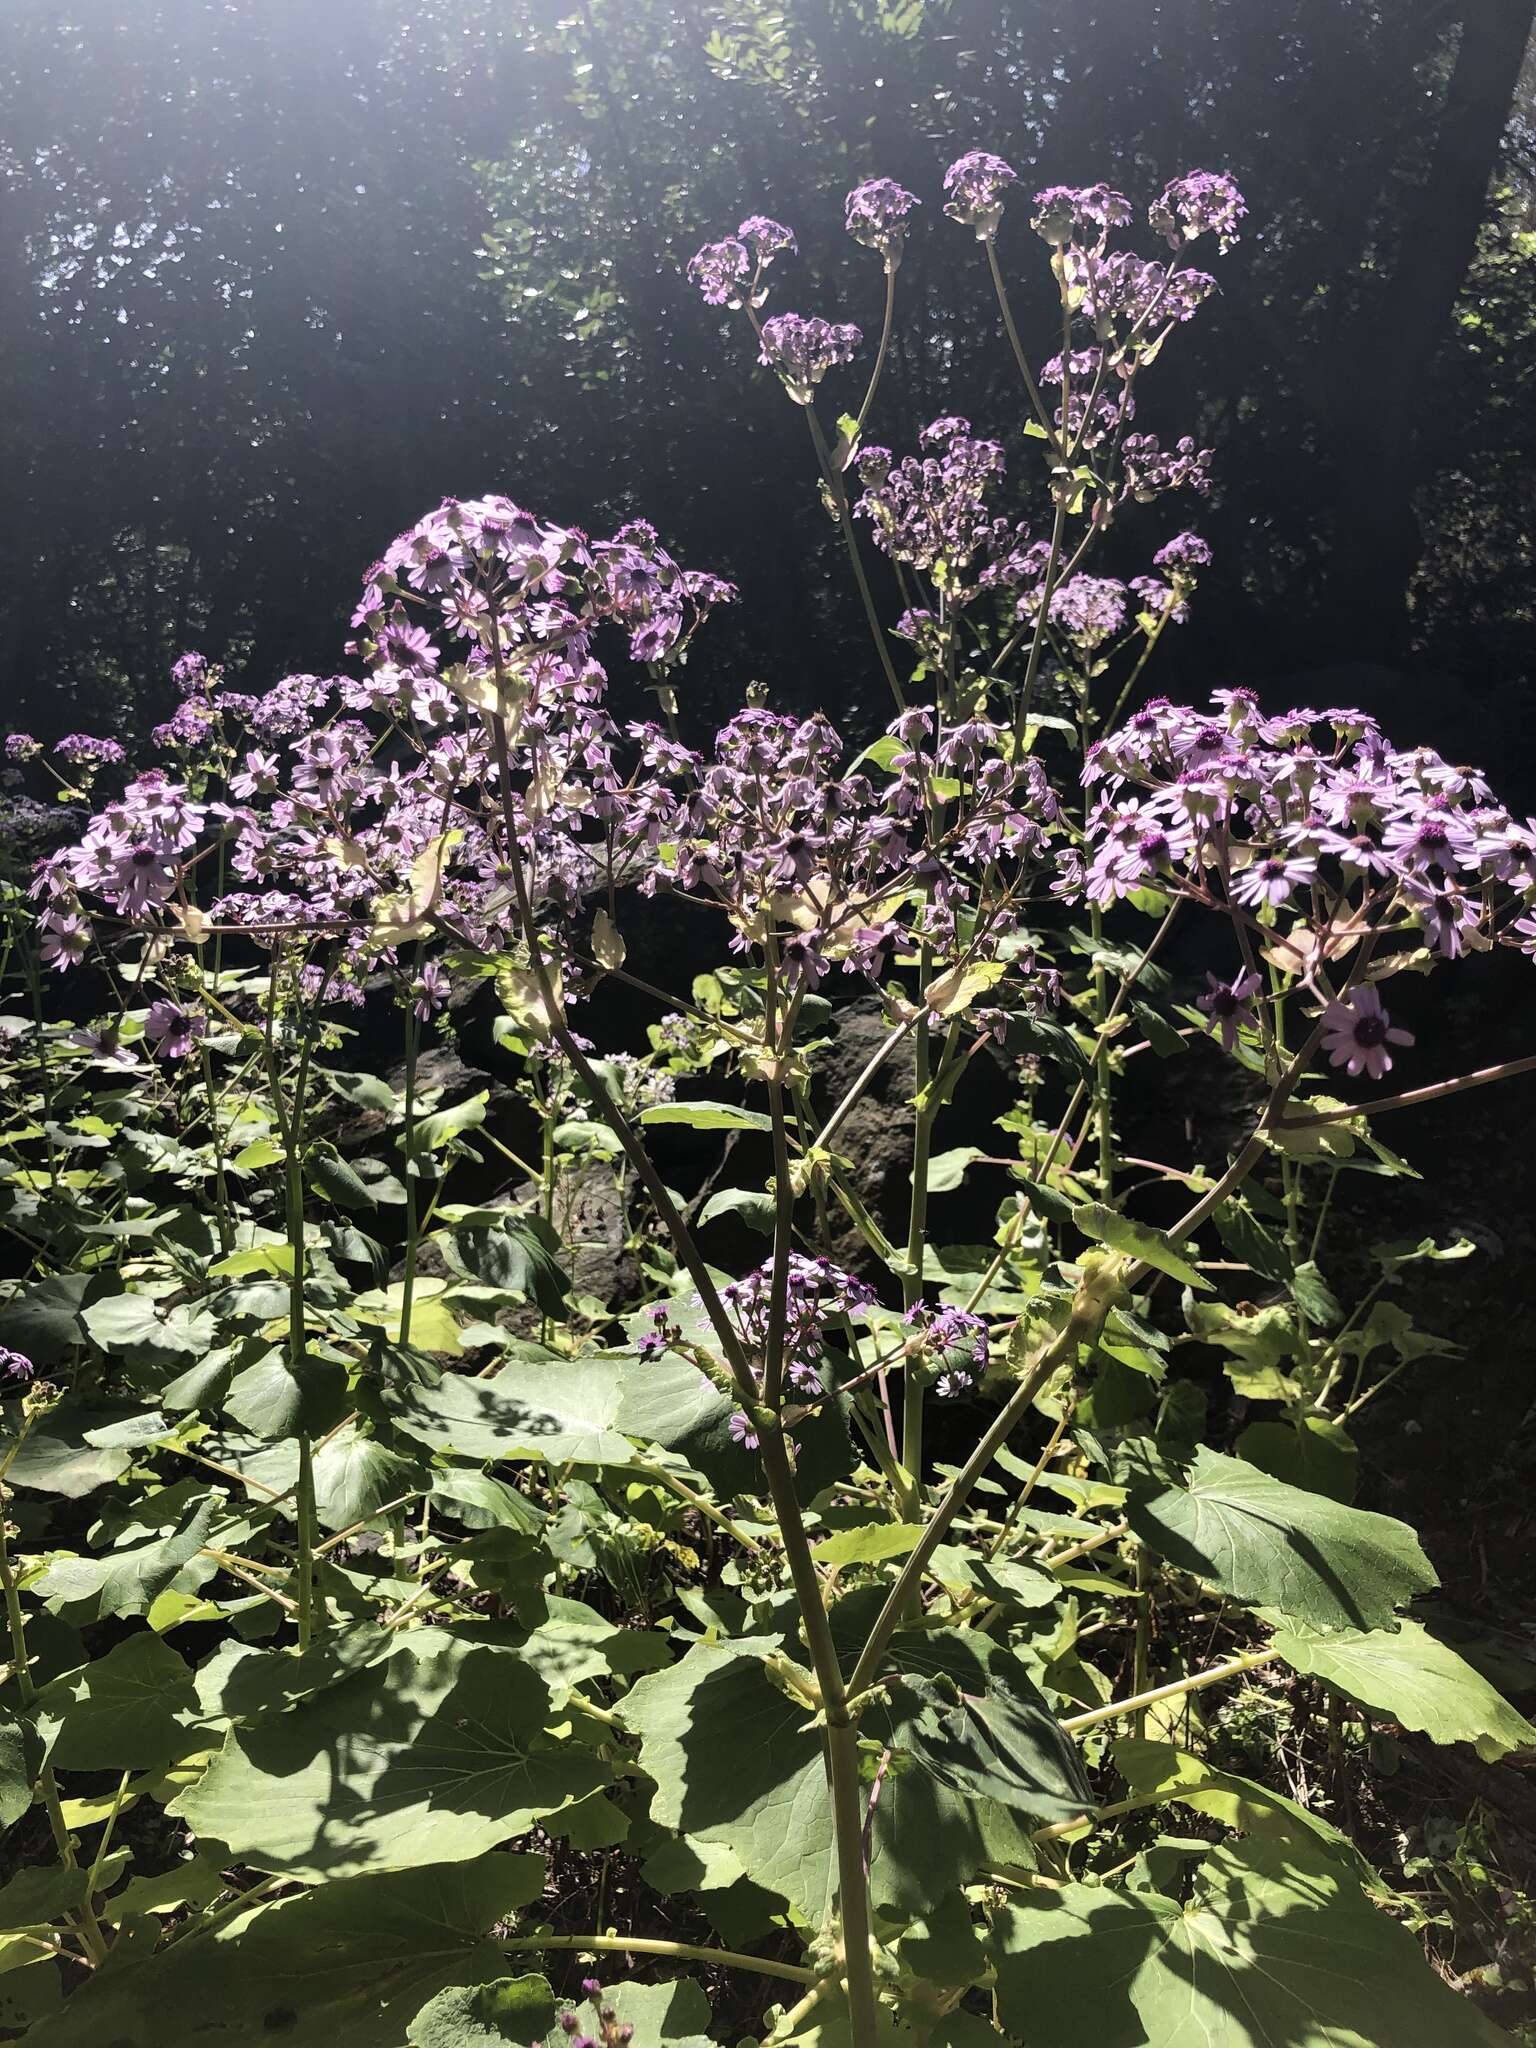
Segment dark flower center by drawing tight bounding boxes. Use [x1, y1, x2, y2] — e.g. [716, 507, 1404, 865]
[1352, 1014, 1387, 1047]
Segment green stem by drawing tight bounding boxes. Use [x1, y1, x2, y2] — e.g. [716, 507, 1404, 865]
[804, 407, 905, 714]
[399, 975, 422, 1349]
[500, 1933, 819, 1987]
[0, 1499, 108, 1963]
[197, 1037, 235, 1258]
[1060, 1648, 1274, 1734]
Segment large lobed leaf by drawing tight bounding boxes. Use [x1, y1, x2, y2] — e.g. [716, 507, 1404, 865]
[1271, 1619, 1536, 1762]
[174, 1630, 606, 1878]
[24, 1854, 545, 2048]
[1127, 1446, 1435, 1632]
[989, 1835, 1507, 2047]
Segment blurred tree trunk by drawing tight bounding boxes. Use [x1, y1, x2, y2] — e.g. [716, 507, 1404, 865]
[1319, 0, 1535, 656]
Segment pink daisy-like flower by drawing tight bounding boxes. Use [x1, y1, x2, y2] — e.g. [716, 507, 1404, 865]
[1320, 985, 1413, 1082]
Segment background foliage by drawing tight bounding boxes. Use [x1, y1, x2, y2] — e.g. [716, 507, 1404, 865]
[3, 0, 1535, 773]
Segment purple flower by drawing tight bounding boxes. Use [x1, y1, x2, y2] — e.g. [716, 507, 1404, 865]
[0, 1348, 34, 1389]
[638, 1305, 681, 1360]
[757, 313, 861, 403]
[1321, 984, 1413, 1081]
[1149, 171, 1247, 253]
[4, 734, 41, 763]
[1047, 575, 1129, 648]
[1231, 854, 1316, 909]
[171, 651, 210, 692]
[1197, 969, 1263, 1053]
[411, 960, 449, 1020]
[942, 151, 1017, 237]
[1031, 182, 1132, 246]
[54, 734, 126, 767]
[905, 1303, 988, 1398]
[727, 1410, 760, 1450]
[844, 178, 920, 262]
[737, 215, 796, 263]
[687, 237, 752, 307]
[143, 998, 205, 1061]
[1153, 531, 1212, 576]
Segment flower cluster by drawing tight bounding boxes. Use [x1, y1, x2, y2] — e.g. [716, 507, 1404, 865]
[845, 178, 920, 263]
[722, 1253, 875, 1394]
[1074, 690, 1536, 1064]
[558, 1981, 633, 2048]
[942, 151, 1017, 237]
[757, 313, 862, 403]
[904, 1303, 989, 1398]
[686, 216, 795, 308]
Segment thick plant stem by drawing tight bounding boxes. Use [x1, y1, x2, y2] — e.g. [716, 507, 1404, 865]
[294, 1433, 317, 1654]
[1130, 1542, 1154, 1739]
[826, 1719, 880, 2048]
[803, 408, 906, 714]
[1088, 902, 1113, 1196]
[197, 1038, 235, 1258]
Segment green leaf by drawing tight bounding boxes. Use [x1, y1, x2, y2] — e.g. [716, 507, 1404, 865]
[988, 1835, 1505, 2047]
[1072, 1203, 1210, 1289]
[1271, 1619, 1536, 1763]
[384, 1356, 634, 1465]
[411, 1973, 557, 2048]
[1237, 1416, 1358, 1502]
[0, 1705, 43, 1826]
[539, 1980, 711, 2048]
[1214, 1201, 1292, 1284]
[224, 1347, 349, 1440]
[36, 1632, 202, 1772]
[23, 1854, 545, 2048]
[306, 1142, 377, 1211]
[4, 1426, 131, 1497]
[698, 1186, 776, 1232]
[1127, 1446, 1436, 1632]
[1110, 1738, 1365, 1872]
[411, 1091, 488, 1153]
[311, 1431, 423, 1532]
[1292, 1258, 1343, 1328]
[326, 1071, 400, 1114]
[622, 1637, 835, 1926]
[82, 1291, 214, 1361]
[640, 1100, 772, 1132]
[447, 1212, 570, 1314]
[920, 1147, 984, 1194]
[174, 1631, 605, 1878]
[33, 1497, 220, 1622]
[0, 1272, 88, 1365]
[814, 1523, 923, 1568]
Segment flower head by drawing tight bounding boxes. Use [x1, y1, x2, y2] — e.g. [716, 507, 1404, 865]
[1149, 171, 1247, 253]
[757, 313, 861, 403]
[1197, 969, 1263, 1053]
[1320, 984, 1413, 1081]
[1031, 182, 1132, 246]
[942, 151, 1017, 237]
[845, 178, 920, 263]
[0, 1348, 34, 1389]
[143, 998, 205, 1061]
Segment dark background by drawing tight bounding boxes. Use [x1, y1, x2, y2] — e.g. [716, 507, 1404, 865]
[3, 0, 1534, 789]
